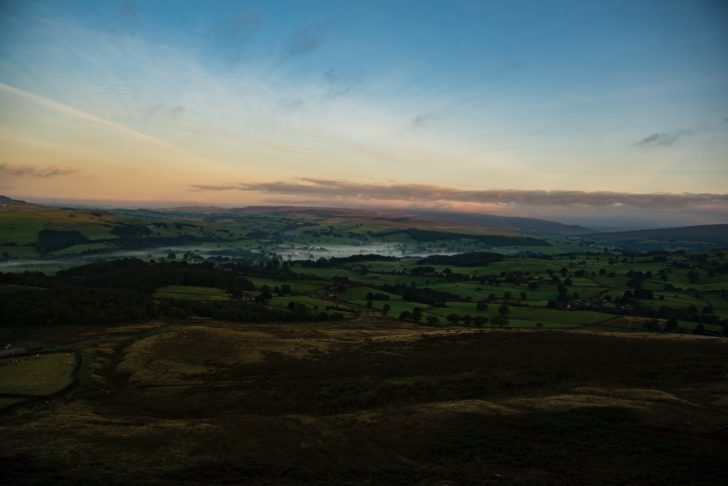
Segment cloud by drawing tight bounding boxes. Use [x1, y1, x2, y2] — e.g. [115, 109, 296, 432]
[169, 105, 186, 118]
[211, 11, 262, 62]
[285, 22, 327, 57]
[277, 98, 304, 111]
[112, 1, 138, 33]
[146, 104, 186, 118]
[411, 111, 445, 128]
[190, 183, 239, 191]
[322, 68, 361, 99]
[635, 129, 695, 147]
[117, 1, 137, 20]
[225, 11, 263, 33]
[0, 83, 193, 153]
[189, 178, 728, 210]
[0, 163, 78, 178]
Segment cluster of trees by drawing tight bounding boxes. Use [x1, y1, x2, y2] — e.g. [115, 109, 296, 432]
[0, 284, 333, 327]
[380, 284, 459, 306]
[58, 259, 255, 293]
[374, 229, 549, 246]
[417, 251, 504, 267]
[397, 307, 440, 326]
[0, 260, 337, 327]
[298, 254, 397, 267]
[35, 229, 89, 254]
[365, 292, 391, 301]
[0, 286, 156, 326]
[395, 303, 512, 328]
[641, 318, 728, 337]
[160, 298, 330, 323]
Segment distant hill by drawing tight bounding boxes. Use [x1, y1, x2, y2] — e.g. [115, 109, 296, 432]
[581, 224, 728, 251]
[0, 195, 42, 209]
[401, 209, 593, 236]
[165, 205, 593, 237]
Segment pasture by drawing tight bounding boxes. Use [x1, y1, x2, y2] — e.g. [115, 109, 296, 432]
[153, 285, 231, 301]
[0, 352, 77, 397]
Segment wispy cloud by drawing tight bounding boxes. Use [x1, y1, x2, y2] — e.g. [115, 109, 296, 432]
[0, 163, 78, 178]
[635, 128, 695, 147]
[322, 68, 361, 99]
[0, 83, 203, 155]
[190, 178, 728, 210]
[284, 22, 327, 57]
[210, 11, 262, 62]
[411, 110, 445, 128]
[117, 1, 137, 21]
[277, 98, 304, 111]
[146, 103, 186, 119]
[190, 183, 239, 191]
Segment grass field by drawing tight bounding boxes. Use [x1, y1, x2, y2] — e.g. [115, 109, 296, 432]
[0, 352, 76, 396]
[246, 276, 329, 294]
[267, 295, 346, 312]
[153, 286, 230, 301]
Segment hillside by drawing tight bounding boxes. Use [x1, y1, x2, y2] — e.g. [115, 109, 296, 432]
[582, 224, 728, 251]
[168, 205, 593, 236]
[0, 197, 555, 261]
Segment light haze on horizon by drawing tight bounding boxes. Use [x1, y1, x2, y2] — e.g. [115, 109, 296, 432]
[0, 0, 727, 226]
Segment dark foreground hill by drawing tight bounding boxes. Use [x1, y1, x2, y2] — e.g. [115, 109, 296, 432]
[1, 322, 726, 485]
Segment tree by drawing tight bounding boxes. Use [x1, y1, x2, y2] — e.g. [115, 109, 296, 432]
[411, 307, 423, 323]
[492, 314, 508, 327]
[381, 303, 391, 316]
[498, 303, 509, 316]
[398, 311, 411, 321]
[476, 301, 489, 311]
[447, 313, 461, 325]
[664, 318, 679, 333]
[427, 316, 440, 326]
[256, 285, 272, 303]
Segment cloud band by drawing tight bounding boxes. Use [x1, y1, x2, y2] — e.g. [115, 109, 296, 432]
[190, 178, 728, 210]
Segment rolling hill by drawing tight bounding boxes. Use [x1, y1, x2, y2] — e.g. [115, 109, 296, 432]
[581, 224, 728, 251]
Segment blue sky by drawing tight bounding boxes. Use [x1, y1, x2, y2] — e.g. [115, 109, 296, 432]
[0, 0, 726, 225]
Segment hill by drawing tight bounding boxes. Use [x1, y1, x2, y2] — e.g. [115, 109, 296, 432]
[167, 205, 593, 236]
[404, 209, 593, 236]
[582, 224, 728, 251]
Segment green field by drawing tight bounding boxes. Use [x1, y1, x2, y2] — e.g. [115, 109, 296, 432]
[154, 285, 231, 301]
[246, 277, 329, 294]
[0, 352, 77, 396]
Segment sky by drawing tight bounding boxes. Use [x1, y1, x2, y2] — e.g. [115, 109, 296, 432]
[0, 0, 727, 227]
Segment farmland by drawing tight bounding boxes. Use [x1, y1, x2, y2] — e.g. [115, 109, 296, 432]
[1, 197, 572, 264]
[2, 247, 728, 334]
